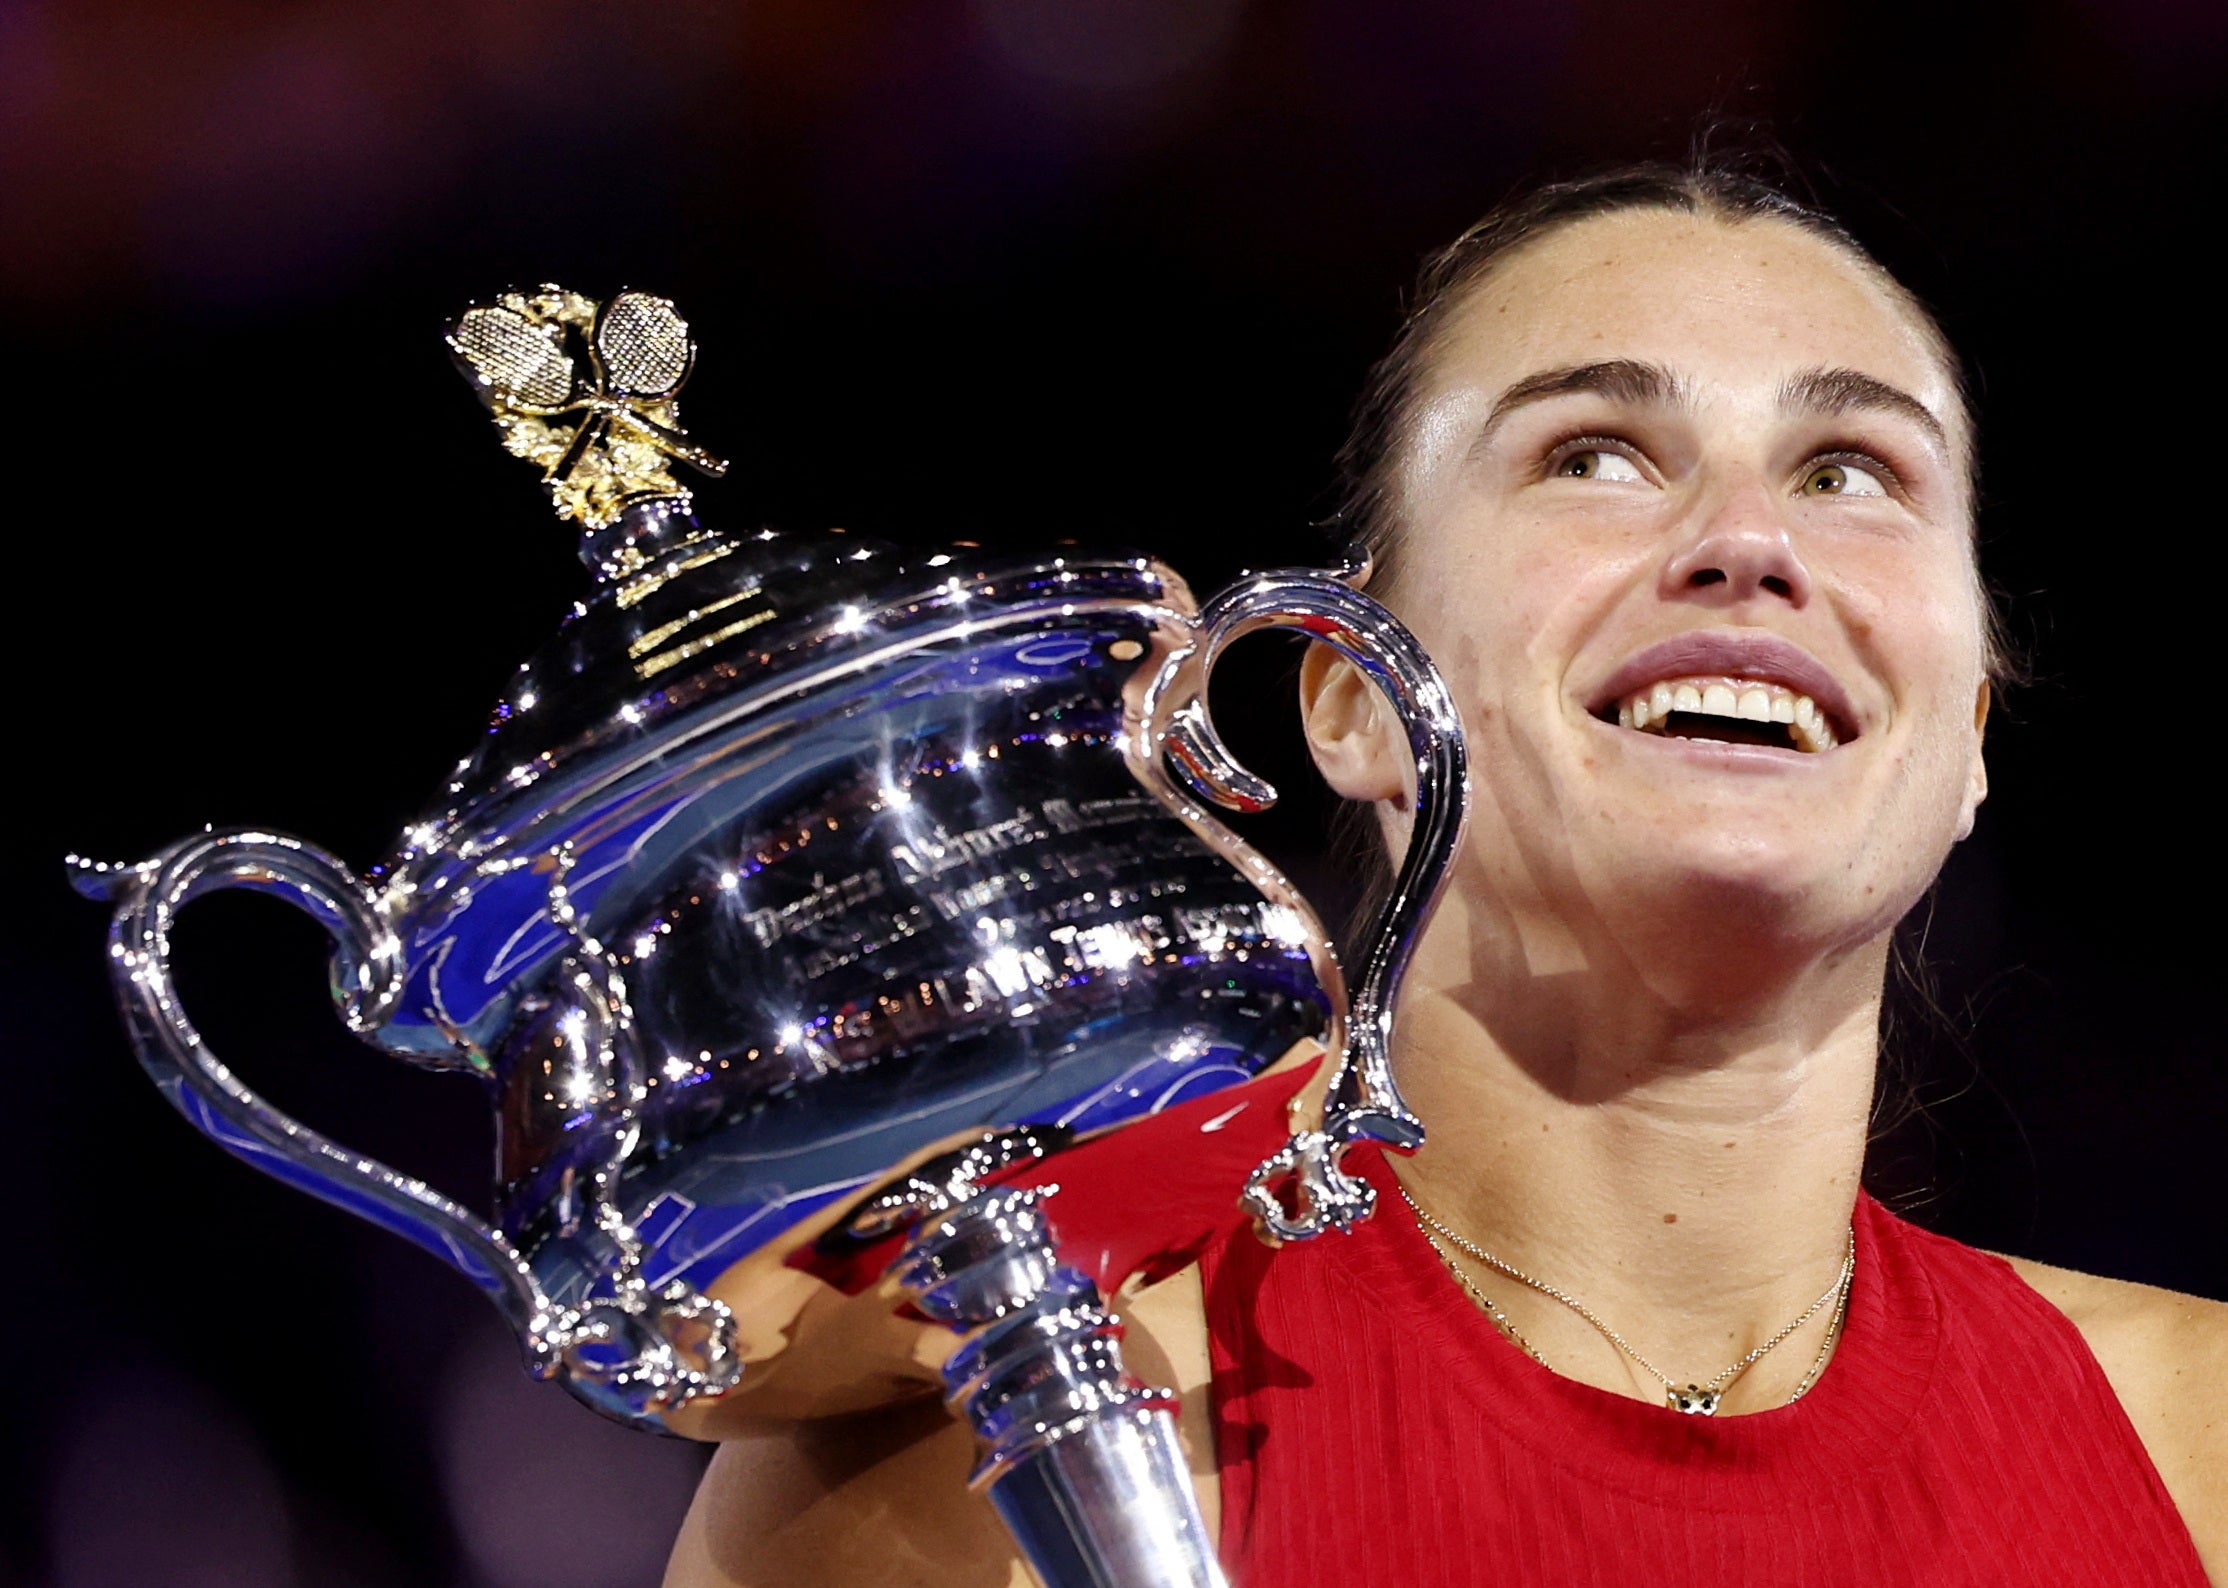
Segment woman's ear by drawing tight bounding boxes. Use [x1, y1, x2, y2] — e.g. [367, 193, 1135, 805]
[1299, 642, 1408, 804]
[1954, 678, 1990, 841]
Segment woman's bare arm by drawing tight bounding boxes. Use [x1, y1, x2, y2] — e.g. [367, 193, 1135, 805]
[664, 1265, 1218, 1588]
[663, 1395, 1032, 1588]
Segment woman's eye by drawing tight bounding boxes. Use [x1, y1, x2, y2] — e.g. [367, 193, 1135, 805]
[1800, 460, 1887, 498]
[1555, 449, 1643, 483]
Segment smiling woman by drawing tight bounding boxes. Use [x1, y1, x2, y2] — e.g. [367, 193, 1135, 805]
[662, 162, 2227, 1587]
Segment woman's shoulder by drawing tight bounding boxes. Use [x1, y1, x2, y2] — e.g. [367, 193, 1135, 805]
[2002, 1253, 2228, 1579]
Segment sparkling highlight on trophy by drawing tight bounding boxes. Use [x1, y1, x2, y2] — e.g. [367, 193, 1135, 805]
[74, 286, 1469, 1588]
[448, 286, 729, 539]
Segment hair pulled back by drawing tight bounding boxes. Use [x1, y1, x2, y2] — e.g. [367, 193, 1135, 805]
[1332, 157, 1977, 608]
[1320, 157, 2004, 1177]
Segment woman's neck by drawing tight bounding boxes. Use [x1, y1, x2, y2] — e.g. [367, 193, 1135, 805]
[1384, 902, 1884, 1412]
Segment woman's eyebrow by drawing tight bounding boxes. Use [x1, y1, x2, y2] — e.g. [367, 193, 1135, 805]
[1476, 358, 1688, 447]
[1468, 360, 1951, 459]
[1778, 366, 1948, 451]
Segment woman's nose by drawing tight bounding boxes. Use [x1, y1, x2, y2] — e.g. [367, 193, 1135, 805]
[1659, 485, 1813, 608]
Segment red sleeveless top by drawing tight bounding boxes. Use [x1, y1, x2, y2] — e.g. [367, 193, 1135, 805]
[1199, 1151, 2207, 1587]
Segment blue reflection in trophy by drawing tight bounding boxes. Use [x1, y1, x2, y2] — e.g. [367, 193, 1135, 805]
[73, 286, 1467, 1588]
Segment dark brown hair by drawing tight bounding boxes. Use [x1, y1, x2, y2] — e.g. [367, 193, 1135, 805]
[1323, 156, 2008, 1182]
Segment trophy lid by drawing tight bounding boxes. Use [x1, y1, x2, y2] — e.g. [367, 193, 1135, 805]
[373, 287, 1183, 1056]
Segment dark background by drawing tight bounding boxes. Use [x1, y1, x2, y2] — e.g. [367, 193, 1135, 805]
[6, 1, 2226, 1583]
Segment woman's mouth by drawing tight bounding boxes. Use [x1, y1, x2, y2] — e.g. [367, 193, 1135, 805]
[1604, 675, 1840, 753]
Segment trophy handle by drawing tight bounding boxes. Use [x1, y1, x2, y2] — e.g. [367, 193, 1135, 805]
[72, 831, 576, 1381]
[1162, 571, 1470, 1243]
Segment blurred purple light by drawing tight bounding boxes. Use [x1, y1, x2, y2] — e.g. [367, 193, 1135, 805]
[437, 1319, 703, 1588]
[46, 1367, 297, 1588]
[970, 0, 1248, 92]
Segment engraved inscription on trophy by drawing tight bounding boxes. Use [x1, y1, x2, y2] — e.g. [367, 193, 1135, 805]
[77, 283, 1470, 1588]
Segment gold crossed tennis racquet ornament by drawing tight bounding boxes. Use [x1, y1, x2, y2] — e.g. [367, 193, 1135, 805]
[447, 286, 730, 533]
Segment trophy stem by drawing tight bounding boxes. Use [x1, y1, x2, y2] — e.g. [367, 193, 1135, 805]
[894, 1187, 1227, 1588]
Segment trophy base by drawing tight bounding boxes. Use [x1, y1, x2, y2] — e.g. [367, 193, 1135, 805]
[986, 1407, 1226, 1588]
[898, 1187, 1227, 1588]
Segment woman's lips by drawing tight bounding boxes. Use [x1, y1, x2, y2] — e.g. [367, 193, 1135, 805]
[1614, 675, 1837, 752]
[1587, 632, 1861, 750]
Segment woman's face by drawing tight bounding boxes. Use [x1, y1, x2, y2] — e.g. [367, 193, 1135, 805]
[1369, 209, 1988, 981]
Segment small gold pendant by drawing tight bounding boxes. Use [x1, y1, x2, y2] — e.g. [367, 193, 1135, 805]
[1667, 1385, 1720, 1415]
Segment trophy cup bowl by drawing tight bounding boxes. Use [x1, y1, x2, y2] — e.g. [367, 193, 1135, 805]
[73, 287, 1468, 1588]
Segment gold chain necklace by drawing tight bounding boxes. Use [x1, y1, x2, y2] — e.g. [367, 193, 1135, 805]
[1401, 1185, 1855, 1416]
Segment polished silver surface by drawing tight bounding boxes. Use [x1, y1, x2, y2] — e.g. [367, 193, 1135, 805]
[69, 830, 741, 1424]
[76, 286, 1470, 1583]
[73, 519, 1364, 1431]
[1164, 571, 1470, 1243]
[896, 1187, 1225, 1588]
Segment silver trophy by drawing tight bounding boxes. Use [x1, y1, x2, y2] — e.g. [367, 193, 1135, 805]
[72, 287, 1467, 1587]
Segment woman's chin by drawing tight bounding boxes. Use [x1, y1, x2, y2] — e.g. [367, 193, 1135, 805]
[1576, 843, 1915, 980]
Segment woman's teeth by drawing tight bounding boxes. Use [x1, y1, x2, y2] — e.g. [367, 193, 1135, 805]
[1613, 676, 1838, 752]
